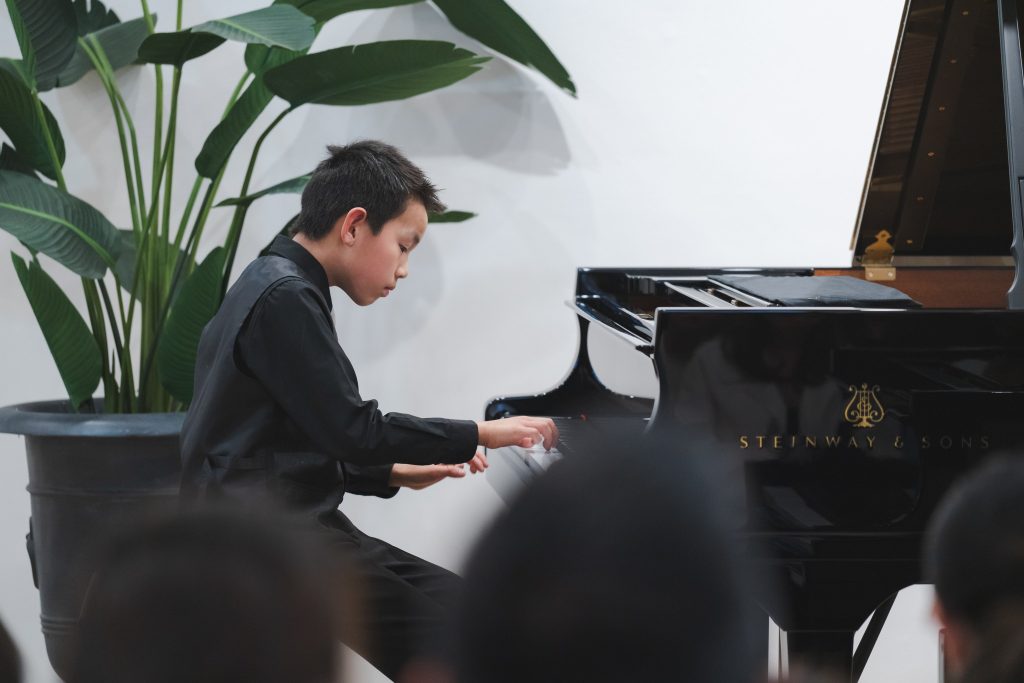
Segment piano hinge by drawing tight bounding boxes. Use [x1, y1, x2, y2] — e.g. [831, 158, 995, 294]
[862, 229, 896, 281]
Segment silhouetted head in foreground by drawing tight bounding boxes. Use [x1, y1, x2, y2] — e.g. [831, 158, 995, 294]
[71, 510, 338, 683]
[0, 616, 21, 683]
[456, 437, 760, 683]
[926, 456, 1024, 683]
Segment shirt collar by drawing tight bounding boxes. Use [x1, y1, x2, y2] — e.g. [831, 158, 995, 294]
[266, 235, 332, 310]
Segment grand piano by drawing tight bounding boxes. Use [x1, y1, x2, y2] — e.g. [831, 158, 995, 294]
[484, 0, 1024, 679]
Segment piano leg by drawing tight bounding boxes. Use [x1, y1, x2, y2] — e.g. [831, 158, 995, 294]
[784, 630, 854, 681]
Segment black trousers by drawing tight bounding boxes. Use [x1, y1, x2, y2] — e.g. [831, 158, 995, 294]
[322, 512, 462, 681]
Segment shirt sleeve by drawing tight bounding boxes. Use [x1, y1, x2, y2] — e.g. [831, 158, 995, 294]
[342, 463, 399, 499]
[237, 279, 478, 467]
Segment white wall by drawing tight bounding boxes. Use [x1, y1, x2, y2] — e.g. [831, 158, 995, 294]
[0, 1, 940, 681]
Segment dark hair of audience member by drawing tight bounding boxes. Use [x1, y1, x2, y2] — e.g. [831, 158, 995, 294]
[925, 456, 1024, 683]
[455, 435, 760, 683]
[0, 616, 21, 683]
[70, 509, 339, 683]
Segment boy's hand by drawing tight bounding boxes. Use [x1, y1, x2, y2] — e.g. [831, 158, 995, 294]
[476, 416, 559, 451]
[388, 452, 488, 490]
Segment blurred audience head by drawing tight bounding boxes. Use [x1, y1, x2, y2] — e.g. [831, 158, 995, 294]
[70, 508, 338, 683]
[0, 616, 21, 683]
[456, 435, 760, 683]
[925, 456, 1024, 683]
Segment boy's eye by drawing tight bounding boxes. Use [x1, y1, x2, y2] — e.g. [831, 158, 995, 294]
[399, 245, 408, 254]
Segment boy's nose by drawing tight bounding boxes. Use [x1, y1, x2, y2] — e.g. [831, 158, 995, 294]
[396, 266, 408, 279]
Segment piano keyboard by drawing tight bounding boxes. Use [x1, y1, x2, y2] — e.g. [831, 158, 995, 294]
[485, 415, 648, 502]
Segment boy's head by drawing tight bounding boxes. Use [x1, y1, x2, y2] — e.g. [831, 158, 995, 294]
[293, 141, 445, 305]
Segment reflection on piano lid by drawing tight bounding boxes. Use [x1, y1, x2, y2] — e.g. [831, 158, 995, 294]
[484, 1, 1024, 678]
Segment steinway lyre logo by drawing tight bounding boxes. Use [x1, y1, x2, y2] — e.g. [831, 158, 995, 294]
[843, 383, 885, 428]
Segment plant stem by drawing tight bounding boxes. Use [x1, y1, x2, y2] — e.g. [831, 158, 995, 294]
[139, 0, 156, 31]
[220, 107, 291, 295]
[96, 280, 127, 399]
[141, 0, 163, 233]
[170, 69, 251, 264]
[82, 279, 117, 410]
[87, 36, 148, 231]
[161, 68, 182, 244]
[79, 38, 142, 234]
[137, 177, 220, 402]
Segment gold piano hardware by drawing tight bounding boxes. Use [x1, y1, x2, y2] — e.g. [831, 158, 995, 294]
[862, 230, 896, 281]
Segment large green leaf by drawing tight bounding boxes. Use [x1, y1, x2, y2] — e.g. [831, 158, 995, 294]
[12, 253, 101, 409]
[0, 171, 121, 278]
[6, 0, 79, 91]
[71, 0, 118, 35]
[244, 42, 308, 76]
[0, 68, 65, 179]
[429, 210, 475, 223]
[194, 78, 275, 179]
[281, 0, 421, 23]
[56, 16, 151, 88]
[0, 143, 39, 177]
[193, 5, 314, 50]
[137, 30, 224, 66]
[0, 56, 29, 82]
[243, 0, 421, 80]
[217, 173, 311, 207]
[431, 0, 574, 95]
[201, 41, 313, 178]
[264, 40, 488, 106]
[157, 247, 227, 404]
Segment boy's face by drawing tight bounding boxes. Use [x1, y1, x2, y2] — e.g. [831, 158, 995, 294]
[340, 199, 427, 306]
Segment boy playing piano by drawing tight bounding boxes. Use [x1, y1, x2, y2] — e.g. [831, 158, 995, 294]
[180, 140, 557, 681]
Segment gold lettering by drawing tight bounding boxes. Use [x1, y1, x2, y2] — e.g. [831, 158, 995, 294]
[847, 436, 860, 449]
[773, 436, 783, 449]
[921, 436, 930, 449]
[825, 435, 841, 448]
[805, 436, 817, 448]
[940, 435, 953, 449]
[790, 435, 798, 448]
[756, 436, 766, 448]
[981, 436, 991, 449]
[894, 436, 904, 449]
[866, 435, 876, 449]
[739, 436, 749, 449]
[960, 436, 972, 449]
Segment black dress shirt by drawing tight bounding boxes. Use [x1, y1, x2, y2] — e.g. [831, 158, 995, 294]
[180, 236, 478, 521]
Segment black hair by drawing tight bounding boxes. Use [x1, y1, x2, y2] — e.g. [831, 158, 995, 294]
[294, 140, 445, 239]
[925, 456, 1024, 683]
[0, 617, 20, 683]
[455, 435, 760, 683]
[70, 510, 338, 683]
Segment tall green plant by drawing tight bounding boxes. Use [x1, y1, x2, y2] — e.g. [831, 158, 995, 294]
[0, 0, 574, 414]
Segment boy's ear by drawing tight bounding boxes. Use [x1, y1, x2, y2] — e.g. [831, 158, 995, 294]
[337, 207, 368, 246]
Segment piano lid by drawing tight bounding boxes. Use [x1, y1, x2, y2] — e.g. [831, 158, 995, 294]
[853, 0, 1013, 259]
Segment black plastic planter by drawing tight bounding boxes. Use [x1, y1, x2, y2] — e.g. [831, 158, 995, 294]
[0, 400, 183, 680]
